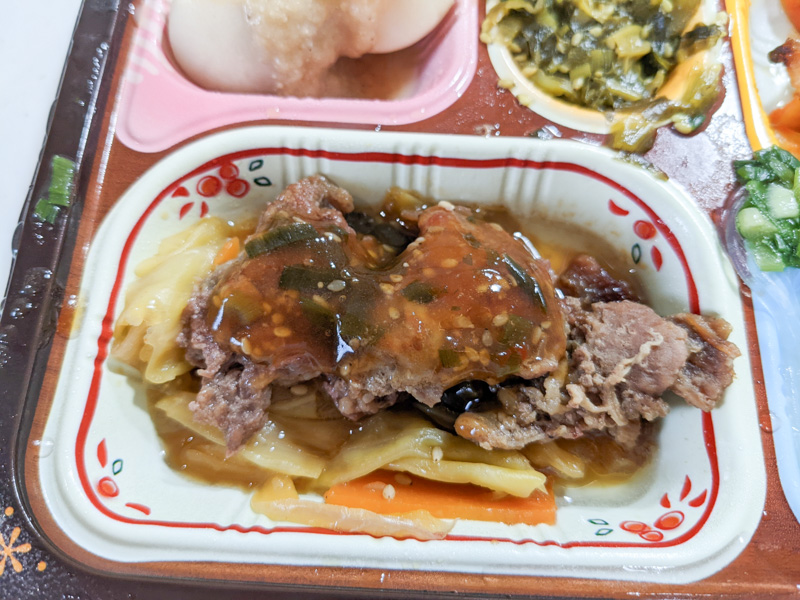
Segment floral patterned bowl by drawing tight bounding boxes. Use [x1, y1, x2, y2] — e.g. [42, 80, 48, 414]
[35, 126, 763, 585]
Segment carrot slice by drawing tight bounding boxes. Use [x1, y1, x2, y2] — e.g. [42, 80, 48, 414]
[771, 124, 800, 159]
[324, 470, 556, 526]
[214, 237, 240, 265]
[769, 96, 800, 130]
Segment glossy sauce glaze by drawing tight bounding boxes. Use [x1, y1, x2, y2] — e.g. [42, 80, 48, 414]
[155, 202, 649, 491]
[207, 199, 568, 397]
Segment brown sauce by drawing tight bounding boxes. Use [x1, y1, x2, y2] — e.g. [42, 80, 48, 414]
[151, 199, 651, 494]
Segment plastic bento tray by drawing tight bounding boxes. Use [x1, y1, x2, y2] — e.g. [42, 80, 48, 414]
[2, 0, 800, 598]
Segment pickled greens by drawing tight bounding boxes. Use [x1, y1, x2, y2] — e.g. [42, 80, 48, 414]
[482, 0, 725, 151]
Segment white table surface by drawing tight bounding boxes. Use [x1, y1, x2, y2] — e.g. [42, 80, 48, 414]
[0, 0, 84, 313]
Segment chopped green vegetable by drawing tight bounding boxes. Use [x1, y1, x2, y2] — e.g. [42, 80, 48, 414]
[500, 314, 534, 346]
[483, 0, 723, 153]
[767, 184, 799, 219]
[482, 0, 721, 112]
[736, 207, 777, 240]
[223, 292, 263, 324]
[438, 348, 463, 369]
[497, 352, 522, 377]
[279, 265, 340, 291]
[501, 254, 547, 311]
[401, 281, 442, 304]
[34, 155, 76, 224]
[244, 223, 318, 258]
[734, 146, 800, 271]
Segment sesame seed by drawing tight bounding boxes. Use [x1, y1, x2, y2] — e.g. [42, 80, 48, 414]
[339, 363, 351, 376]
[290, 384, 308, 396]
[380, 283, 395, 295]
[402, 262, 410, 268]
[390, 274, 404, 283]
[382, 484, 396, 500]
[272, 313, 285, 325]
[394, 473, 413, 485]
[442, 258, 459, 269]
[438, 200, 455, 211]
[423, 268, 436, 278]
[274, 326, 292, 338]
[389, 307, 400, 319]
[493, 313, 509, 327]
[261, 302, 272, 314]
[432, 447, 443, 462]
[482, 330, 493, 347]
[327, 279, 346, 292]
[241, 338, 253, 354]
[312, 295, 330, 308]
[317, 281, 324, 288]
[489, 223, 503, 232]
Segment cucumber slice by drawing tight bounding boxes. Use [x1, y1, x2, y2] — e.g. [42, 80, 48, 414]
[752, 242, 786, 271]
[767, 183, 800, 219]
[736, 206, 778, 240]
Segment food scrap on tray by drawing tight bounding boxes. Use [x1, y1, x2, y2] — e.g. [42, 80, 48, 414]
[481, 0, 726, 152]
[110, 175, 740, 539]
[168, 0, 455, 96]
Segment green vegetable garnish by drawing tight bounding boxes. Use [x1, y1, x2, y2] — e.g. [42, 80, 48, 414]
[244, 223, 319, 258]
[34, 155, 75, 224]
[734, 146, 800, 271]
[500, 314, 534, 347]
[279, 265, 340, 291]
[501, 254, 547, 311]
[401, 281, 442, 304]
[438, 348, 463, 369]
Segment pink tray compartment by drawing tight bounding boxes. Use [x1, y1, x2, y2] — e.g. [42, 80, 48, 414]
[116, 0, 478, 153]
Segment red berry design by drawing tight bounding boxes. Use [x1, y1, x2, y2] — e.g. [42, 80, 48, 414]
[633, 220, 656, 239]
[219, 162, 239, 180]
[97, 477, 119, 498]
[197, 176, 222, 197]
[226, 179, 250, 198]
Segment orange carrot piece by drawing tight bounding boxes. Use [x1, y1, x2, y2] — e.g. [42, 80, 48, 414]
[324, 470, 556, 526]
[214, 237, 240, 265]
[769, 96, 800, 130]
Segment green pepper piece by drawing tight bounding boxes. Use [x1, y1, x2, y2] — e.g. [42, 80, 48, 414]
[501, 254, 547, 312]
[438, 348, 463, 369]
[500, 314, 534, 346]
[401, 281, 442, 304]
[279, 265, 341, 291]
[244, 223, 319, 258]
